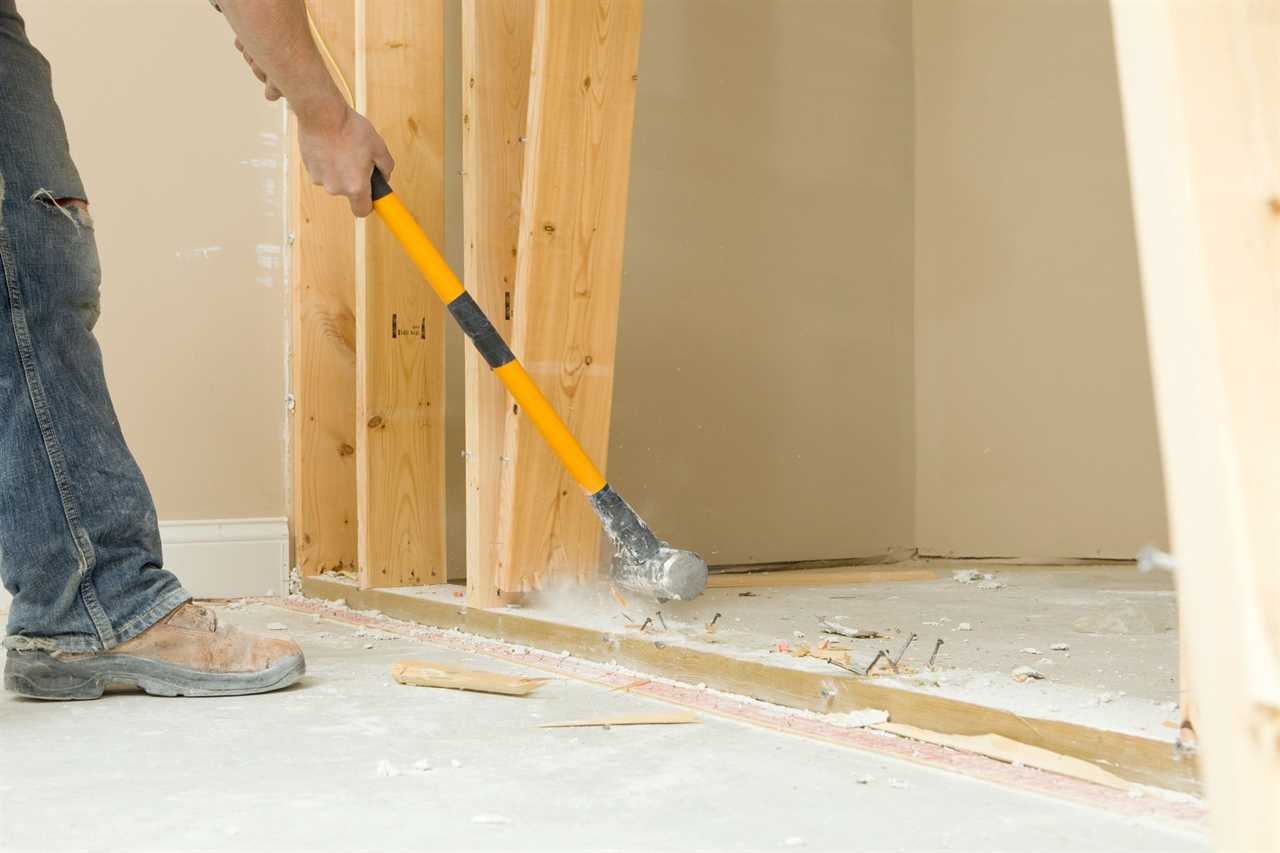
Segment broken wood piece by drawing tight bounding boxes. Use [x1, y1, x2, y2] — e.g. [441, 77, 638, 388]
[391, 660, 550, 696]
[819, 619, 887, 639]
[874, 722, 1129, 790]
[538, 711, 699, 728]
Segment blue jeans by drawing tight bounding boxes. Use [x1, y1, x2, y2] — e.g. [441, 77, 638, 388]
[1, 1, 189, 653]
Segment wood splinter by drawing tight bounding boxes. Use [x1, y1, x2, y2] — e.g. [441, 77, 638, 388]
[392, 659, 551, 696]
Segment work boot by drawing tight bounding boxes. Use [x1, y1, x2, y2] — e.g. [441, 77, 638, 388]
[3, 602, 305, 700]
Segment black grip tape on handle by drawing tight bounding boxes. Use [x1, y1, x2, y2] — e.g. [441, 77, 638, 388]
[447, 292, 515, 369]
[371, 167, 393, 201]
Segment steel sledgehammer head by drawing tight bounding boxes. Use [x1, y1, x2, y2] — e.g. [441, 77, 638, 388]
[588, 485, 708, 601]
[612, 546, 709, 602]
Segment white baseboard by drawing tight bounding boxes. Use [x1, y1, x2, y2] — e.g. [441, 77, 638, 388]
[159, 518, 290, 598]
[0, 517, 290, 614]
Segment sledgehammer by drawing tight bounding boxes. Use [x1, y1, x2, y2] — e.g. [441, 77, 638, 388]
[368, 169, 707, 602]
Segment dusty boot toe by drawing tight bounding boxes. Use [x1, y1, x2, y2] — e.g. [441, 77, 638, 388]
[4, 602, 306, 700]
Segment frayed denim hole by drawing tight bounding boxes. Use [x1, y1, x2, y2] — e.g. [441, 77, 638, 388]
[29, 190, 93, 231]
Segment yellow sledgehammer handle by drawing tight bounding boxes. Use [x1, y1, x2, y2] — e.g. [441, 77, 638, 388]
[370, 171, 608, 496]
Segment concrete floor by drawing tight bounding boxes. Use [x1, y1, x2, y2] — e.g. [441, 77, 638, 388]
[0, 601, 1205, 852]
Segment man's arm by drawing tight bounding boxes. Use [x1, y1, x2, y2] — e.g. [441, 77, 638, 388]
[215, 0, 393, 216]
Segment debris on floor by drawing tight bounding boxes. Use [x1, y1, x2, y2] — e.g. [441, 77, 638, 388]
[874, 722, 1130, 790]
[819, 618, 886, 639]
[539, 711, 700, 728]
[1073, 605, 1158, 635]
[1011, 665, 1046, 683]
[951, 569, 1005, 589]
[392, 659, 551, 696]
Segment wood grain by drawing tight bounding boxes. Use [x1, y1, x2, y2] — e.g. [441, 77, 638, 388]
[301, 576, 1202, 795]
[460, 0, 535, 607]
[539, 711, 699, 728]
[392, 659, 549, 695]
[496, 0, 645, 595]
[874, 723, 1129, 790]
[1111, 1, 1280, 846]
[356, 0, 448, 588]
[290, 0, 358, 577]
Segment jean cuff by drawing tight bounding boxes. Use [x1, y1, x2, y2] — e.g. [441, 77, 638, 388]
[2, 586, 192, 655]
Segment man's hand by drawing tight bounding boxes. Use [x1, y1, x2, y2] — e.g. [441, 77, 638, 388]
[217, 0, 395, 217]
[296, 105, 395, 218]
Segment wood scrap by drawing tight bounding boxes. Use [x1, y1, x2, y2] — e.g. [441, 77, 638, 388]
[391, 660, 550, 696]
[539, 711, 699, 728]
[874, 722, 1129, 790]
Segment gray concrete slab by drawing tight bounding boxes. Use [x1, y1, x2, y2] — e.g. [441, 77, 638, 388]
[1, 602, 1205, 852]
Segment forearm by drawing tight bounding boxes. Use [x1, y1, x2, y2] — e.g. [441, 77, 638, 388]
[215, 0, 345, 130]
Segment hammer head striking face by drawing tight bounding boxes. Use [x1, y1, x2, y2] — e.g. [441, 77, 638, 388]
[612, 546, 709, 603]
[588, 485, 709, 601]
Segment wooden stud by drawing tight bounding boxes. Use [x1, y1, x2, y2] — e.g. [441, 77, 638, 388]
[356, 0, 448, 587]
[460, 0, 535, 607]
[290, 0, 358, 578]
[1111, 2, 1280, 847]
[494, 0, 646, 596]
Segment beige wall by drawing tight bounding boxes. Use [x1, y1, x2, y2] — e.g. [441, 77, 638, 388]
[19, 0, 1168, 566]
[913, 0, 1168, 558]
[22, 2, 289, 521]
[607, 0, 918, 565]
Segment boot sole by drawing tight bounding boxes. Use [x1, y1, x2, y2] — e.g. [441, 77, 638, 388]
[3, 650, 305, 700]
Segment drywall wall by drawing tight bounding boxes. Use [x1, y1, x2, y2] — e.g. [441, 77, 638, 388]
[913, 0, 1168, 558]
[606, 0, 917, 565]
[20, 2, 288, 522]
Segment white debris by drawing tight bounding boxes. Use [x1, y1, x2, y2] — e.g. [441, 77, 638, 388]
[266, 622, 288, 631]
[890, 779, 911, 789]
[782, 837, 806, 847]
[1011, 666, 1045, 683]
[375, 760, 401, 778]
[471, 814, 512, 826]
[792, 631, 805, 640]
[819, 620, 881, 639]
[1099, 692, 1114, 704]
[1050, 642, 1070, 651]
[956, 622, 972, 631]
[409, 759, 433, 774]
[952, 570, 981, 583]
[450, 759, 463, 769]
[363, 643, 374, 650]
[354, 628, 398, 641]
[1020, 648, 1040, 655]
[854, 774, 875, 784]
[975, 580, 1005, 590]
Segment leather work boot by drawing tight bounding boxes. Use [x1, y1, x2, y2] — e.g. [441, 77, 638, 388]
[3, 603, 305, 700]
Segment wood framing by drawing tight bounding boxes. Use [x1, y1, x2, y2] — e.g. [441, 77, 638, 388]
[356, 0, 448, 588]
[1111, 2, 1280, 848]
[490, 0, 646, 598]
[302, 575, 1201, 795]
[289, 0, 358, 578]
[460, 0, 535, 607]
